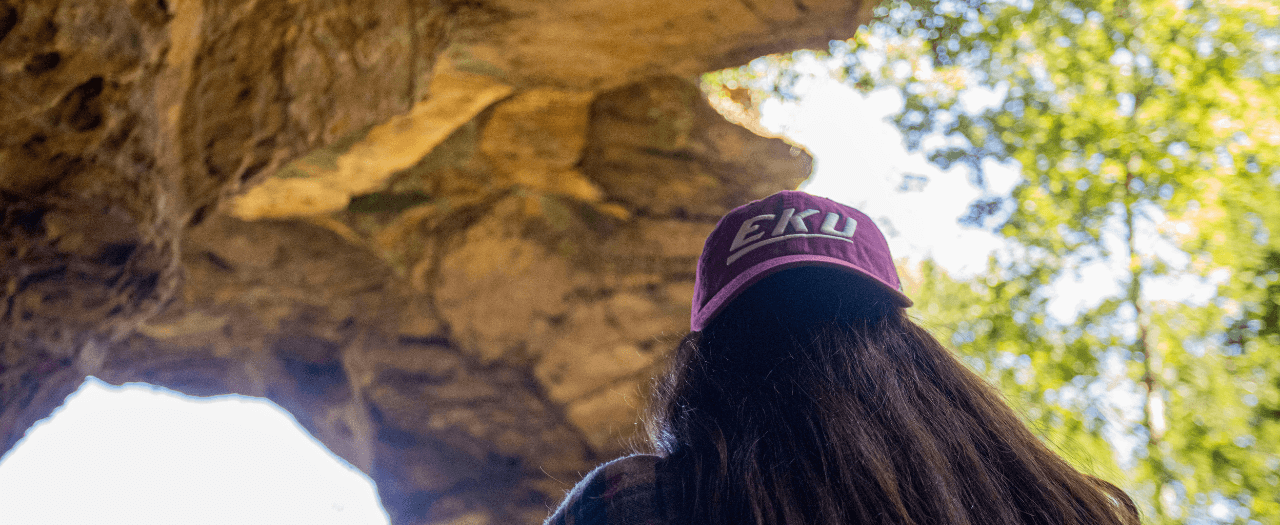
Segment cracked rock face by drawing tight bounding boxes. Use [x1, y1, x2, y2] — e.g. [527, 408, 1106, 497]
[0, 1, 871, 523]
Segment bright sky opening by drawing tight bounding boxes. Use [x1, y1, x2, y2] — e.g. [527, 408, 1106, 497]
[760, 58, 1224, 324]
[0, 378, 390, 525]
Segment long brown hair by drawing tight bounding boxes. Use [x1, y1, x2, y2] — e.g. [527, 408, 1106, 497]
[645, 267, 1139, 525]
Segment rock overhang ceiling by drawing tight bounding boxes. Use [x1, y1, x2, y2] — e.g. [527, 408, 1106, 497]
[0, 1, 876, 523]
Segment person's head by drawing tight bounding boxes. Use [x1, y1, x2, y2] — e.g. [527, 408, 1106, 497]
[645, 191, 1138, 525]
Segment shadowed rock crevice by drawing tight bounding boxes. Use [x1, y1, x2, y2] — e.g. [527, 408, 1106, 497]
[0, 1, 877, 523]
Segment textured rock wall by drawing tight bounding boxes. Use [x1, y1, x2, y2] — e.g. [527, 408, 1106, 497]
[2, 0, 449, 456]
[1, 1, 874, 523]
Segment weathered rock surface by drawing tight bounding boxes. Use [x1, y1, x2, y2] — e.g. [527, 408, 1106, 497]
[1, 1, 872, 523]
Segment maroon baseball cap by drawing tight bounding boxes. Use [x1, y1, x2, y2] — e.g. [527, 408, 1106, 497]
[691, 190, 913, 331]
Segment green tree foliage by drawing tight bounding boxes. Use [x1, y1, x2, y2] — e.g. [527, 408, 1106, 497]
[861, 0, 1280, 522]
[902, 258, 1124, 480]
[708, 0, 1280, 522]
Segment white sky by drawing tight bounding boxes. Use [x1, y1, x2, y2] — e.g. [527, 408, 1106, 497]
[0, 378, 389, 525]
[767, 69, 1222, 322]
[768, 81, 1016, 277]
[0, 61, 1218, 524]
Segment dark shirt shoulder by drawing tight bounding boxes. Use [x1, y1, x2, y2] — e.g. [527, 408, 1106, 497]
[544, 454, 671, 525]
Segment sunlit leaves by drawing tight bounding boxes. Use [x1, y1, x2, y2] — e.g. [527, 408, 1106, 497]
[852, 0, 1280, 522]
[700, 0, 1280, 520]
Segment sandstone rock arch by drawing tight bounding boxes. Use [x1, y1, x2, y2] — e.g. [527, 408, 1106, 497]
[1, 1, 875, 523]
